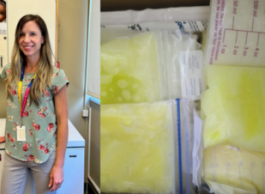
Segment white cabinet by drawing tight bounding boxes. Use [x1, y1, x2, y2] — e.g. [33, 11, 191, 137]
[57, 148, 85, 194]
[22, 148, 85, 194]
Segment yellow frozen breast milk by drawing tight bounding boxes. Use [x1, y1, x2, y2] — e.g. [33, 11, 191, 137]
[101, 101, 174, 193]
[101, 32, 162, 105]
[201, 65, 265, 152]
[204, 144, 265, 194]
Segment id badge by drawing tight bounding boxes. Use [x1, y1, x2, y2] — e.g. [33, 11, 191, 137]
[17, 126, 26, 141]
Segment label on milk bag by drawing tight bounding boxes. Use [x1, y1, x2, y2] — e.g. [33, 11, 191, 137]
[180, 50, 205, 100]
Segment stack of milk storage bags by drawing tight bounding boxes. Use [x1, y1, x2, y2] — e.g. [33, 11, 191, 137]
[100, 7, 209, 194]
[199, 0, 265, 194]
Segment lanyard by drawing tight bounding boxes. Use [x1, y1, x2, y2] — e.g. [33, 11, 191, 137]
[18, 66, 36, 118]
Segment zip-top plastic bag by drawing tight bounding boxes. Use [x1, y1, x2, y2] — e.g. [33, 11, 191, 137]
[198, 65, 265, 194]
[101, 100, 175, 194]
[101, 99, 195, 194]
[191, 112, 265, 194]
[204, 144, 265, 194]
[201, 65, 265, 153]
[101, 30, 203, 105]
[101, 32, 163, 105]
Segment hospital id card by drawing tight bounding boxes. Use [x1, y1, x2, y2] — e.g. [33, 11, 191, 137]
[17, 126, 26, 141]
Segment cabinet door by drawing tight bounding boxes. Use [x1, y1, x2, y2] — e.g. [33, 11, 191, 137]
[24, 148, 85, 194]
[88, 101, 100, 192]
[6, 0, 56, 64]
[57, 148, 85, 194]
[0, 35, 7, 72]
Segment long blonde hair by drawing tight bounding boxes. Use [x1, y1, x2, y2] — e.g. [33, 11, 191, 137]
[5, 14, 53, 106]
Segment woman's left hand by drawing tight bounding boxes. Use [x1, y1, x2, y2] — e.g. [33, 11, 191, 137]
[48, 165, 64, 191]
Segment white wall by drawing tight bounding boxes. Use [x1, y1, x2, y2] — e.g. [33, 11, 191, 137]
[87, 0, 100, 191]
[87, 0, 100, 98]
[57, 0, 89, 182]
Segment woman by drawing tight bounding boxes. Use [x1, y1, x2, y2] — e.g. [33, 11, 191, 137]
[0, 14, 69, 193]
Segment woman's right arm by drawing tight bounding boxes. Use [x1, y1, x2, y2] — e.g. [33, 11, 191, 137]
[0, 66, 7, 143]
[0, 137, 5, 143]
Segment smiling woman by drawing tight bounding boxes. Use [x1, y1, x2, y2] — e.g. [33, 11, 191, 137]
[0, 14, 69, 194]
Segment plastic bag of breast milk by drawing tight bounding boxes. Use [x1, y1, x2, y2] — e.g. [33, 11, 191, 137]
[199, 65, 265, 194]
[201, 65, 265, 153]
[101, 30, 204, 105]
[101, 99, 196, 194]
[203, 144, 265, 194]
[101, 31, 165, 105]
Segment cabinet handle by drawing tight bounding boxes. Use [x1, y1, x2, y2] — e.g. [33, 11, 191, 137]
[69, 155, 77, 158]
[0, 154, 1, 161]
[0, 55, 2, 68]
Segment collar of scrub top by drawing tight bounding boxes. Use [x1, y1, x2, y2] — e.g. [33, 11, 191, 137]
[18, 65, 36, 117]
